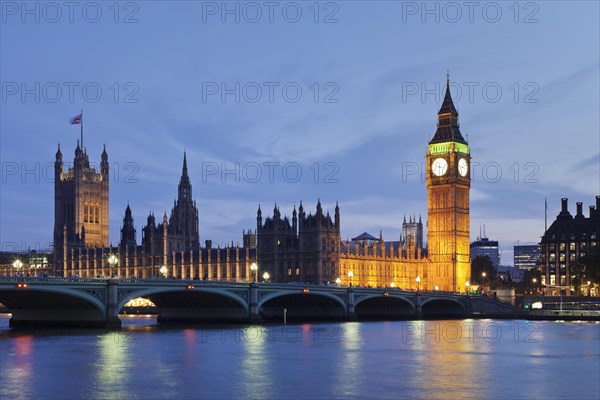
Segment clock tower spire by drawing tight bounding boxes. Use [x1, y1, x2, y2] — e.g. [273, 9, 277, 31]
[426, 73, 471, 292]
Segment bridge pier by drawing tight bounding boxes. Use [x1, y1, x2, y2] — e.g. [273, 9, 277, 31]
[248, 282, 262, 323]
[415, 292, 423, 319]
[346, 288, 357, 321]
[106, 279, 122, 328]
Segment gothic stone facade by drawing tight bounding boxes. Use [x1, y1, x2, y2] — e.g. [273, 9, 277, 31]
[55, 76, 471, 291]
[57, 151, 256, 279]
[54, 141, 109, 273]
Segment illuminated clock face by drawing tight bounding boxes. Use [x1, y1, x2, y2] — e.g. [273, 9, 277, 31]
[458, 158, 469, 177]
[432, 158, 448, 176]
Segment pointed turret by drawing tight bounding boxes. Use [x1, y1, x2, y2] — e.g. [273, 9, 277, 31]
[430, 73, 466, 145]
[257, 205, 263, 228]
[55, 144, 64, 181]
[120, 203, 137, 247]
[101, 144, 109, 177]
[56, 143, 62, 161]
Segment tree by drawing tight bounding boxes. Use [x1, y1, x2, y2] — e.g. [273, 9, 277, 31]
[572, 246, 600, 295]
[516, 268, 542, 294]
[471, 256, 496, 285]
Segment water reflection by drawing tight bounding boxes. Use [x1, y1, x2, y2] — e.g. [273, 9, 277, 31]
[332, 322, 362, 398]
[95, 332, 131, 399]
[4, 334, 34, 399]
[240, 326, 273, 397]
[0, 317, 598, 400]
[411, 321, 487, 400]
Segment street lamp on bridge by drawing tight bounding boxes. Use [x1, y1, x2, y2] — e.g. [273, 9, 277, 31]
[250, 263, 258, 282]
[12, 259, 23, 276]
[107, 254, 119, 278]
[262, 272, 270, 282]
[159, 265, 168, 278]
[465, 281, 471, 295]
[416, 276, 421, 291]
[348, 270, 354, 287]
[335, 277, 341, 286]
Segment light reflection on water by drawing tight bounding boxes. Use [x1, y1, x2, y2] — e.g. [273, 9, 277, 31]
[0, 316, 599, 400]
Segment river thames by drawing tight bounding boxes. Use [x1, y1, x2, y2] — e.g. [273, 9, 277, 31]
[1, 315, 598, 400]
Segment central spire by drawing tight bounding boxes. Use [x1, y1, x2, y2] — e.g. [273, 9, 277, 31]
[182, 150, 188, 178]
[177, 151, 192, 205]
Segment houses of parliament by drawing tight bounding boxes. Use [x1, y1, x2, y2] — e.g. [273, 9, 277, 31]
[54, 78, 471, 292]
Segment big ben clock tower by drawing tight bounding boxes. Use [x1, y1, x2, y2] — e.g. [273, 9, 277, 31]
[426, 74, 471, 292]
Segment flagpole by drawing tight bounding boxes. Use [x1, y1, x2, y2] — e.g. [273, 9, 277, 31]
[544, 197, 547, 232]
[80, 109, 83, 149]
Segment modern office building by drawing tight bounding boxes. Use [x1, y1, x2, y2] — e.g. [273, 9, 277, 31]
[470, 237, 500, 268]
[514, 244, 541, 270]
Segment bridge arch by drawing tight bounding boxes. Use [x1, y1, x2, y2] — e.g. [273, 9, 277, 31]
[118, 286, 249, 314]
[0, 286, 107, 325]
[258, 290, 347, 321]
[421, 297, 466, 316]
[354, 294, 415, 319]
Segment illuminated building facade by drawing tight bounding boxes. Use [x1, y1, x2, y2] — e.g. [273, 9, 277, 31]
[540, 197, 600, 295]
[53, 141, 109, 273]
[58, 151, 257, 279]
[55, 75, 471, 292]
[425, 76, 471, 292]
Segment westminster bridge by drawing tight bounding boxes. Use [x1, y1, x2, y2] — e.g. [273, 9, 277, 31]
[0, 277, 519, 327]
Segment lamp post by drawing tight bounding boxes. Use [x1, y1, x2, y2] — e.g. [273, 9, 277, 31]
[250, 263, 258, 283]
[348, 270, 354, 287]
[159, 265, 168, 278]
[416, 276, 421, 292]
[12, 259, 23, 276]
[465, 281, 470, 295]
[263, 272, 270, 282]
[335, 277, 341, 286]
[107, 253, 119, 278]
[482, 271, 487, 285]
[587, 281, 592, 297]
[532, 278, 537, 294]
[390, 282, 395, 289]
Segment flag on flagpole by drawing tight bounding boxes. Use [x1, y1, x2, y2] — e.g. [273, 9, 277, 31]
[70, 113, 82, 125]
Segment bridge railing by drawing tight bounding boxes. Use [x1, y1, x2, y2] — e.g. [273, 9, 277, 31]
[0, 276, 106, 284]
